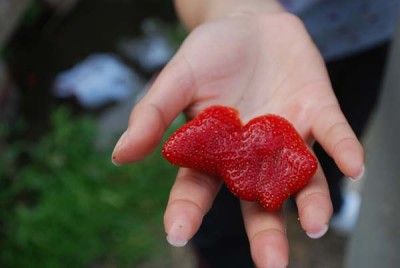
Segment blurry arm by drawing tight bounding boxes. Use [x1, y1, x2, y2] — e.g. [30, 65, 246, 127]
[174, 0, 285, 29]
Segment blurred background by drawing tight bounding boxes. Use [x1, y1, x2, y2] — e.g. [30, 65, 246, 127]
[1, 1, 399, 268]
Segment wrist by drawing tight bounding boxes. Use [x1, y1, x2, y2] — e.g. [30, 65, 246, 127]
[206, 0, 285, 21]
[175, 0, 286, 30]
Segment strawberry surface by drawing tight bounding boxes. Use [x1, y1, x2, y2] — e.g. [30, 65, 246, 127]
[162, 106, 317, 211]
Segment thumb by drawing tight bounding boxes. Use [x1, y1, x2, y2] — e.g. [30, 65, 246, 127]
[112, 56, 195, 164]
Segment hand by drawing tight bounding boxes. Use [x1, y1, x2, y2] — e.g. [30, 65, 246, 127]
[112, 13, 364, 267]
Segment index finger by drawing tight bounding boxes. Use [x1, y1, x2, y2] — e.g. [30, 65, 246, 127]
[112, 55, 195, 164]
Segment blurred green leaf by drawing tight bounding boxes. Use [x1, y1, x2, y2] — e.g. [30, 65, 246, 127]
[0, 106, 181, 267]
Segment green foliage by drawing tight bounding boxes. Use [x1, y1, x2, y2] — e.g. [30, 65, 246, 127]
[21, 0, 42, 27]
[166, 22, 188, 48]
[0, 107, 178, 267]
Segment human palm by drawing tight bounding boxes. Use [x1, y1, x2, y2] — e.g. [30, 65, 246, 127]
[112, 13, 364, 267]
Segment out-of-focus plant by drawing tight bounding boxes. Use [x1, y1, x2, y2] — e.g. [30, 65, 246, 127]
[0, 107, 178, 267]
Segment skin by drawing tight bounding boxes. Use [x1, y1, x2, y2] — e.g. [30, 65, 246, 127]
[112, 1, 364, 267]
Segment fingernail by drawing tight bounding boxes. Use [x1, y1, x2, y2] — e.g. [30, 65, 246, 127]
[351, 165, 365, 181]
[111, 156, 122, 167]
[111, 130, 128, 166]
[166, 222, 188, 247]
[306, 224, 329, 239]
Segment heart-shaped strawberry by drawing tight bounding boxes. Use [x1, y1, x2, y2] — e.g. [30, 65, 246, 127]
[162, 106, 317, 211]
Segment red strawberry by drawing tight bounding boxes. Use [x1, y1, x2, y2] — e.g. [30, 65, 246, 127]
[162, 106, 317, 211]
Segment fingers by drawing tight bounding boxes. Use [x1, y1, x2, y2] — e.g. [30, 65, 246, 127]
[164, 168, 222, 247]
[240, 167, 331, 267]
[241, 201, 289, 268]
[112, 56, 195, 164]
[295, 167, 333, 238]
[312, 103, 365, 179]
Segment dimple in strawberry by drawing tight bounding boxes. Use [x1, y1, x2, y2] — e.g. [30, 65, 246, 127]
[162, 105, 318, 211]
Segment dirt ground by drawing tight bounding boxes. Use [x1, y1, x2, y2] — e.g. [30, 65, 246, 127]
[286, 210, 347, 268]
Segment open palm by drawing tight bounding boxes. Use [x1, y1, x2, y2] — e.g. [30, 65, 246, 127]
[112, 13, 364, 267]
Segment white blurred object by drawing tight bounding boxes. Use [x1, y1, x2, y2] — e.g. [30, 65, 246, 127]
[330, 189, 361, 235]
[117, 19, 174, 72]
[53, 54, 142, 109]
